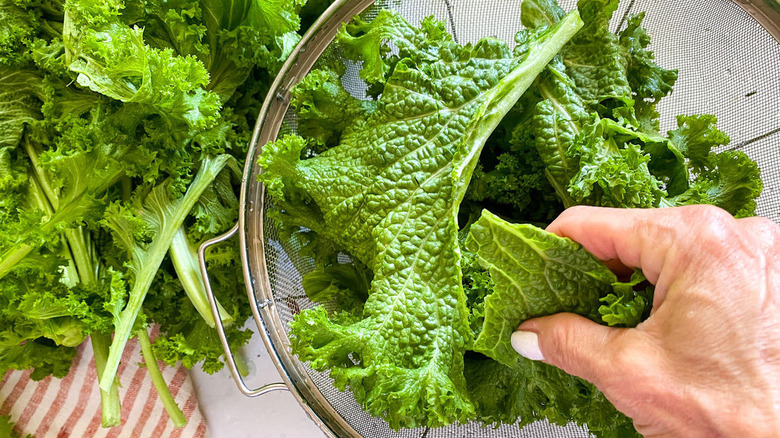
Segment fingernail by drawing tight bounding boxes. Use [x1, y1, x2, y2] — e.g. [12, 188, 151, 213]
[511, 330, 544, 361]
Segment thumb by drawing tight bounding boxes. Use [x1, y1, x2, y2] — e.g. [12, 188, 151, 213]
[512, 313, 625, 387]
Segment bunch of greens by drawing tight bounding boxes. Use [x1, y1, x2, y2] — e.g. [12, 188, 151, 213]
[464, 0, 761, 223]
[0, 0, 331, 429]
[258, 0, 761, 436]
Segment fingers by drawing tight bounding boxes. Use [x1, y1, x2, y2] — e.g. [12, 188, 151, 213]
[516, 313, 626, 388]
[545, 205, 737, 285]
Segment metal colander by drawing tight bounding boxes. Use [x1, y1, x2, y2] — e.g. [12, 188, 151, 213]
[199, 1, 780, 437]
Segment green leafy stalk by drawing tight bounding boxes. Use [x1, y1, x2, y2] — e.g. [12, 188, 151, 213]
[61, 228, 123, 427]
[137, 326, 186, 428]
[0, 245, 33, 280]
[0, 0, 326, 427]
[516, 0, 760, 216]
[169, 227, 233, 328]
[0, 139, 136, 280]
[100, 154, 234, 392]
[90, 333, 121, 427]
[17, 136, 122, 425]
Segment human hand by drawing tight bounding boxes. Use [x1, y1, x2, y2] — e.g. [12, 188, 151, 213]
[510, 205, 780, 438]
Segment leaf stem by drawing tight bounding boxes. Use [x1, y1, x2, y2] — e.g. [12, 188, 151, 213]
[23, 137, 57, 208]
[0, 165, 52, 280]
[25, 138, 118, 423]
[169, 227, 233, 328]
[65, 227, 97, 285]
[100, 155, 233, 392]
[91, 333, 122, 427]
[137, 327, 186, 428]
[234, 350, 249, 377]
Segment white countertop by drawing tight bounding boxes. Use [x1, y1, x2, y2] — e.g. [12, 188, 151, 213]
[190, 322, 327, 438]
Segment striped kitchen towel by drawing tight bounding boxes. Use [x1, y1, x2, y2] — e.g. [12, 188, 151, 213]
[0, 330, 207, 438]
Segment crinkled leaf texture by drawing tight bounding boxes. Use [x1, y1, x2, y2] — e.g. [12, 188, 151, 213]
[63, 0, 227, 140]
[520, 0, 672, 209]
[0, 0, 313, 421]
[0, 68, 42, 149]
[336, 10, 452, 84]
[466, 210, 615, 367]
[289, 66, 377, 148]
[662, 115, 762, 217]
[135, 0, 305, 101]
[259, 10, 584, 429]
[518, 0, 760, 216]
[464, 209, 642, 436]
[464, 353, 639, 438]
[599, 270, 652, 327]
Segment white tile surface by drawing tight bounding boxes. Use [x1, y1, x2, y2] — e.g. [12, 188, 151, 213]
[190, 322, 327, 438]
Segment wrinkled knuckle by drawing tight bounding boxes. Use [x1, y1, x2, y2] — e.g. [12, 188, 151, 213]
[684, 205, 737, 243]
[687, 204, 732, 227]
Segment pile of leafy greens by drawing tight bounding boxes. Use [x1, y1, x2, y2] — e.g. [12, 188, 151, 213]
[258, 0, 762, 436]
[0, 0, 332, 430]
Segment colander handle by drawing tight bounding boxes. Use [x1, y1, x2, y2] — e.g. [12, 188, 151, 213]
[198, 224, 288, 397]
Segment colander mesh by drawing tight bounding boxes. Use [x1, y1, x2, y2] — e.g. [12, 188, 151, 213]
[247, 0, 780, 436]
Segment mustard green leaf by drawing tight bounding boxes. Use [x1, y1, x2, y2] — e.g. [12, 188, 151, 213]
[464, 209, 643, 436]
[264, 10, 584, 429]
[465, 209, 615, 367]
